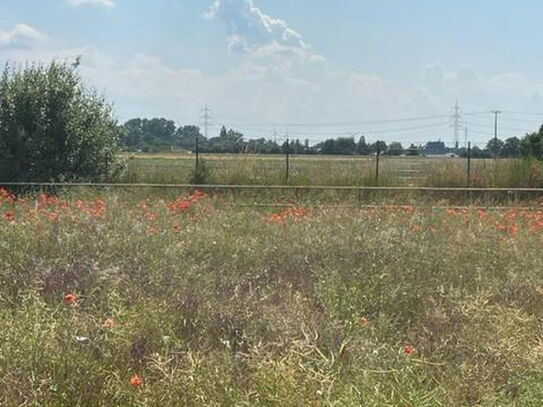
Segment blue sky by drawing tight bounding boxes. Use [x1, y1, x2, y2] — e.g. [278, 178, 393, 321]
[2, 0, 543, 145]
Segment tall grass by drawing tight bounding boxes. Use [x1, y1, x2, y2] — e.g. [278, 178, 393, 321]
[2, 190, 543, 405]
[120, 153, 543, 188]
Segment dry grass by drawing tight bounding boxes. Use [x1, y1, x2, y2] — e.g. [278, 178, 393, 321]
[120, 154, 543, 188]
[2, 189, 543, 405]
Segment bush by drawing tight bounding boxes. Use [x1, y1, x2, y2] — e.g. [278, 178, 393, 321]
[0, 61, 123, 182]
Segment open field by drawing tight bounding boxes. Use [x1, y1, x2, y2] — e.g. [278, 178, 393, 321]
[3, 188, 543, 406]
[120, 153, 543, 188]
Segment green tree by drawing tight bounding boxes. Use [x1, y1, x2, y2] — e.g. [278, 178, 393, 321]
[209, 126, 245, 153]
[521, 126, 543, 159]
[371, 141, 388, 155]
[406, 144, 421, 156]
[0, 61, 122, 182]
[121, 117, 176, 152]
[334, 137, 357, 155]
[175, 125, 205, 152]
[486, 138, 505, 157]
[502, 137, 521, 157]
[387, 142, 403, 156]
[424, 140, 447, 155]
[356, 136, 371, 155]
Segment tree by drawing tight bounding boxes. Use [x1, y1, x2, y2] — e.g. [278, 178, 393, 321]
[208, 127, 245, 153]
[406, 144, 421, 156]
[334, 137, 357, 155]
[371, 141, 388, 155]
[387, 142, 403, 156]
[424, 140, 447, 155]
[356, 136, 371, 155]
[0, 61, 122, 182]
[319, 139, 336, 155]
[175, 125, 205, 152]
[486, 138, 504, 157]
[317, 137, 356, 155]
[521, 126, 543, 159]
[121, 117, 176, 152]
[502, 137, 521, 157]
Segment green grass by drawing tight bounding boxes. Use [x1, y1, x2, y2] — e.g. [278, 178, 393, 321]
[118, 153, 543, 188]
[2, 189, 543, 405]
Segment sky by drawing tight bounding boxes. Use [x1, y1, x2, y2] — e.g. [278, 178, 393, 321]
[2, 0, 543, 146]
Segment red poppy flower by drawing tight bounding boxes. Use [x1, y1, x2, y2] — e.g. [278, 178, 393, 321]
[4, 211, 15, 222]
[64, 294, 77, 305]
[403, 345, 416, 356]
[130, 374, 143, 387]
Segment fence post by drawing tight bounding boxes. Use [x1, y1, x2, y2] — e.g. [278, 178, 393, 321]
[195, 133, 200, 173]
[285, 138, 290, 183]
[467, 142, 471, 188]
[375, 145, 380, 186]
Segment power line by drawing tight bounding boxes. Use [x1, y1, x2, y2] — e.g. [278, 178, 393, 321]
[215, 114, 452, 128]
[503, 111, 543, 116]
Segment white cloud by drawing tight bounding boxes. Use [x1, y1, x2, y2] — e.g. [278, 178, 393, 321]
[205, 0, 308, 54]
[0, 24, 47, 49]
[69, 0, 114, 7]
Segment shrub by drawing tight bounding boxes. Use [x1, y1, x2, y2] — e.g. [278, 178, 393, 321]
[0, 61, 123, 182]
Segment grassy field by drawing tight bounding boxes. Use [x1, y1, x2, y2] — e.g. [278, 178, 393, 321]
[120, 153, 543, 188]
[3, 187, 543, 406]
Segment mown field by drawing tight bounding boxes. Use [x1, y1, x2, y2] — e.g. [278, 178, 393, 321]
[2, 187, 543, 406]
[120, 153, 543, 188]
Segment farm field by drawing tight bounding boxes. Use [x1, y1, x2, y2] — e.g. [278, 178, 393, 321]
[2, 188, 543, 406]
[120, 153, 543, 188]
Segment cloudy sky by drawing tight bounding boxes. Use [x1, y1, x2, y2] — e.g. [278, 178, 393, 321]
[2, 0, 543, 145]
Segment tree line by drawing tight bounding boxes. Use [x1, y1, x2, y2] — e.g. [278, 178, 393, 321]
[119, 117, 543, 159]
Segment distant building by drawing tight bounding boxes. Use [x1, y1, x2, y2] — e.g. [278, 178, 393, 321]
[425, 153, 459, 158]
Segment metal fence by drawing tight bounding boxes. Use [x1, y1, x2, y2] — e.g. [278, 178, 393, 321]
[120, 146, 533, 188]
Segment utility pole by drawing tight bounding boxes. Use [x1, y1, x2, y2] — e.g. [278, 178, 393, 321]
[464, 124, 468, 149]
[285, 137, 290, 183]
[451, 100, 462, 151]
[491, 110, 502, 159]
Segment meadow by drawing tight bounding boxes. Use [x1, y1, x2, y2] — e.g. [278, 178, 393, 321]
[2, 187, 543, 406]
[120, 153, 543, 188]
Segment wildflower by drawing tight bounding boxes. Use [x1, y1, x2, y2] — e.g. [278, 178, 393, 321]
[48, 212, 58, 221]
[508, 225, 519, 236]
[173, 223, 180, 232]
[4, 211, 15, 222]
[64, 294, 77, 305]
[403, 345, 416, 356]
[104, 318, 115, 328]
[130, 374, 143, 387]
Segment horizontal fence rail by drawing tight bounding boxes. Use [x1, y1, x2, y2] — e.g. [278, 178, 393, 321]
[2, 182, 543, 193]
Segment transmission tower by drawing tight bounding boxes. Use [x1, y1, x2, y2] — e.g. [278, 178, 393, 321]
[451, 100, 462, 150]
[200, 104, 212, 139]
